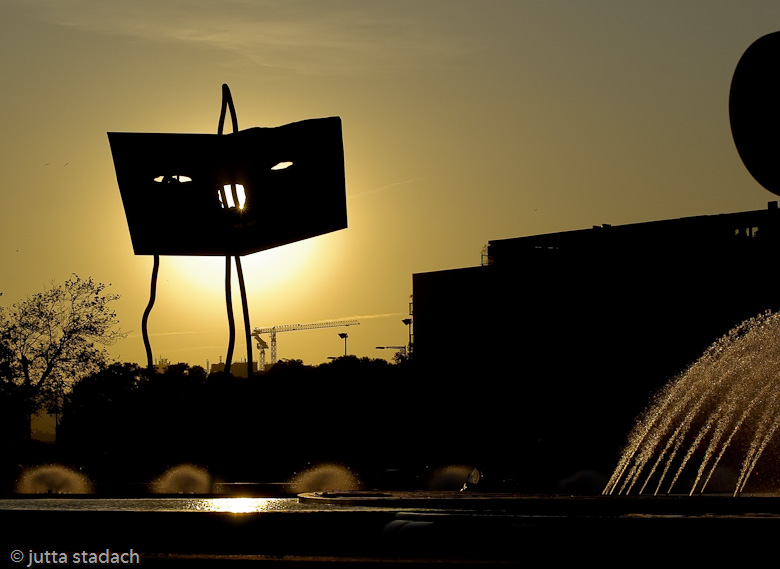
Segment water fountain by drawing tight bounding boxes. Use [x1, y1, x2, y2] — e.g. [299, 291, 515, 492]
[15, 464, 93, 494]
[605, 311, 780, 496]
[149, 463, 213, 494]
[287, 463, 360, 493]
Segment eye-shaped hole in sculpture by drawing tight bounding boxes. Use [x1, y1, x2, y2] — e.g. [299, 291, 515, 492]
[271, 161, 293, 171]
[218, 184, 246, 210]
[154, 175, 193, 183]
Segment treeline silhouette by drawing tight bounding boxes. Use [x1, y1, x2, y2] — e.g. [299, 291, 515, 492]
[2, 357, 503, 492]
[59, 357, 427, 490]
[1, 354, 630, 494]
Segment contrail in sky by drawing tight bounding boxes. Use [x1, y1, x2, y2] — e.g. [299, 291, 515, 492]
[257, 313, 408, 327]
[348, 179, 422, 200]
[316, 312, 407, 322]
[127, 330, 219, 339]
[128, 313, 407, 338]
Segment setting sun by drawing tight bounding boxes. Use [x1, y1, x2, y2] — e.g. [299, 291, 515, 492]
[155, 238, 323, 318]
[219, 184, 246, 209]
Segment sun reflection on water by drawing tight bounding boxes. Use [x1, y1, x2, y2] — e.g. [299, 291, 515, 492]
[184, 497, 287, 513]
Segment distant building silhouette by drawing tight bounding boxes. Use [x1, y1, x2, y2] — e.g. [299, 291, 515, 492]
[210, 361, 259, 378]
[153, 357, 171, 375]
[411, 203, 780, 480]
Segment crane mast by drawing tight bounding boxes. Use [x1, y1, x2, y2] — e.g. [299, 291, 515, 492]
[252, 319, 360, 365]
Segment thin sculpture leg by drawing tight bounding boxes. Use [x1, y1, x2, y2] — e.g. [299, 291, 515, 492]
[235, 255, 253, 377]
[224, 255, 235, 375]
[142, 254, 160, 372]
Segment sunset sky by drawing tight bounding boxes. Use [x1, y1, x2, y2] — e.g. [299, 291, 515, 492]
[2, 1, 779, 369]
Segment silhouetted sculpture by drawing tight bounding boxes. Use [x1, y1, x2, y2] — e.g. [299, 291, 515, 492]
[108, 85, 347, 374]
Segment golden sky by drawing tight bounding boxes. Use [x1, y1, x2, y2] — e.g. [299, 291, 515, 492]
[1, 1, 779, 368]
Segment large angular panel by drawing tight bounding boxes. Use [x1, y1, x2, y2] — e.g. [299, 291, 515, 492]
[108, 117, 347, 256]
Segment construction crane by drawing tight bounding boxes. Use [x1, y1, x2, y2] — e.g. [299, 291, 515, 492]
[255, 336, 269, 371]
[252, 319, 360, 366]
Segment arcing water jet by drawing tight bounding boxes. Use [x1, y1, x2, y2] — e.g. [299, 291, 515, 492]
[150, 464, 213, 494]
[15, 464, 93, 494]
[287, 463, 360, 493]
[605, 312, 780, 496]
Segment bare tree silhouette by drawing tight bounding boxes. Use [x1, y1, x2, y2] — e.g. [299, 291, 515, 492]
[0, 275, 125, 439]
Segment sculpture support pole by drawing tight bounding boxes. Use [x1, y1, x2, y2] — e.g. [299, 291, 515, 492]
[224, 255, 235, 374]
[142, 254, 160, 372]
[218, 83, 253, 376]
[235, 255, 253, 377]
[222, 197, 237, 375]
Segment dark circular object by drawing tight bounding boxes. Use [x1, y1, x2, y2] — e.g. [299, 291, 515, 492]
[730, 31, 780, 196]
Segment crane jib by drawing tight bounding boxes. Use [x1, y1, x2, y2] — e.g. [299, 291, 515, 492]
[251, 319, 360, 365]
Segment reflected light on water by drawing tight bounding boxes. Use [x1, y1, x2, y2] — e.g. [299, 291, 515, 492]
[185, 498, 284, 513]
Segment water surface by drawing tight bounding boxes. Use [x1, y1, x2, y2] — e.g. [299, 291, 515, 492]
[0, 497, 333, 513]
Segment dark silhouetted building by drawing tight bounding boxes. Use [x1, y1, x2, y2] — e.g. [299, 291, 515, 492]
[411, 203, 780, 488]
